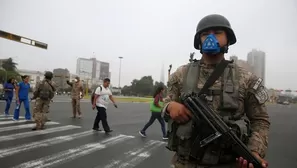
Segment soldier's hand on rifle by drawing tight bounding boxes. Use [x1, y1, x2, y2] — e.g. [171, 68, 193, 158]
[236, 152, 268, 168]
[167, 102, 192, 123]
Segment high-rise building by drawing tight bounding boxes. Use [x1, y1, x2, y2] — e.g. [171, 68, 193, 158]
[247, 49, 266, 86]
[53, 68, 70, 90]
[76, 58, 94, 79]
[99, 61, 110, 80]
[76, 57, 111, 81]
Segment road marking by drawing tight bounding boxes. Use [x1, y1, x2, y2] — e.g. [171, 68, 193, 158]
[0, 116, 24, 121]
[0, 130, 96, 158]
[0, 125, 81, 142]
[12, 134, 135, 168]
[0, 119, 29, 125]
[102, 140, 166, 168]
[0, 114, 14, 118]
[0, 121, 59, 133]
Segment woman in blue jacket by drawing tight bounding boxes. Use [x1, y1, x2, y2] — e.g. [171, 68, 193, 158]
[3, 77, 16, 116]
[13, 75, 31, 121]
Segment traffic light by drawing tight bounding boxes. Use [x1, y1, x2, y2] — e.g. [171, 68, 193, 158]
[0, 30, 48, 50]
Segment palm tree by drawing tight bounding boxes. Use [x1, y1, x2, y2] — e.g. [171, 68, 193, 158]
[1, 57, 18, 71]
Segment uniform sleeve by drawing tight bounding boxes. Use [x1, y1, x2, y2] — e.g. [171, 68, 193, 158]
[32, 82, 40, 99]
[245, 74, 270, 158]
[80, 85, 84, 97]
[51, 81, 57, 92]
[163, 65, 186, 108]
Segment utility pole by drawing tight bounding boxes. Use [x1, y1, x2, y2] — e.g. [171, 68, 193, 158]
[168, 64, 172, 85]
[118, 57, 123, 88]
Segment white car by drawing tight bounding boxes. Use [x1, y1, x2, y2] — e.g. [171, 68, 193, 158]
[283, 101, 290, 105]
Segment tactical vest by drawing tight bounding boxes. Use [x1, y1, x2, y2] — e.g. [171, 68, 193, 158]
[39, 80, 54, 100]
[166, 60, 251, 165]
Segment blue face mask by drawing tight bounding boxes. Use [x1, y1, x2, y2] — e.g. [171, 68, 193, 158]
[201, 34, 220, 54]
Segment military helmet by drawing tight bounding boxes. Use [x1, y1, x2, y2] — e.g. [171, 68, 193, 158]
[44, 71, 53, 79]
[194, 14, 237, 50]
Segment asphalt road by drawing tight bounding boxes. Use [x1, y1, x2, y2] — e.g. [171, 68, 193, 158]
[0, 97, 296, 168]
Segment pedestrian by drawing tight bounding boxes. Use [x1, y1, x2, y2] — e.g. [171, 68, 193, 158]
[163, 14, 270, 168]
[3, 77, 16, 116]
[31, 71, 56, 130]
[13, 75, 31, 121]
[66, 77, 84, 118]
[139, 85, 168, 140]
[92, 78, 117, 133]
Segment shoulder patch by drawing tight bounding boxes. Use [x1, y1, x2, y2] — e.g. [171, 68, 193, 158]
[254, 85, 269, 104]
[252, 78, 263, 90]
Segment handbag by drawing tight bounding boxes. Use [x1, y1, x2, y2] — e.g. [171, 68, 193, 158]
[150, 98, 164, 112]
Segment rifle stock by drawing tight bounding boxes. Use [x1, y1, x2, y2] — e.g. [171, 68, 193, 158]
[181, 94, 262, 168]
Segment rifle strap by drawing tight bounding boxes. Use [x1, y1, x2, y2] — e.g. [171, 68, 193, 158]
[45, 80, 55, 92]
[198, 59, 231, 96]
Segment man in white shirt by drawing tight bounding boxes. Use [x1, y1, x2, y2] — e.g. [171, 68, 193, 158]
[92, 78, 117, 133]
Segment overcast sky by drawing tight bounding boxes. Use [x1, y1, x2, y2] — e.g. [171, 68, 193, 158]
[0, 0, 296, 90]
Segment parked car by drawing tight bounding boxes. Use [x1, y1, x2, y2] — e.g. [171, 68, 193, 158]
[0, 92, 5, 100]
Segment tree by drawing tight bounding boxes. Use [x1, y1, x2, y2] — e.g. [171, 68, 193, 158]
[2, 58, 18, 71]
[121, 76, 167, 97]
[0, 57, 20, 83]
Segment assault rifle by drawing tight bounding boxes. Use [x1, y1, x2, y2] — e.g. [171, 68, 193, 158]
[181, 93, 262, 168]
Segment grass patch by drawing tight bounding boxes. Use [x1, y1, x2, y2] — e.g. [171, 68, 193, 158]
[83, 95, 152, 103]
[114, 97, 152, 103]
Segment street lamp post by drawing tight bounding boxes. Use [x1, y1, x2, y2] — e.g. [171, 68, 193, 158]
[118, 57, 123, 88]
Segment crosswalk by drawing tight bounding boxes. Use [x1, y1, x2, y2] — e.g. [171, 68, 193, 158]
[0, 114, 170, 168]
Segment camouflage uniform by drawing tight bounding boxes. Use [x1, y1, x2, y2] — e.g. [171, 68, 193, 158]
[163, 14, 270, 168]
[67, 78, 84, 118]
[32, 73, 55, 130]
[164, 61, 270, 168]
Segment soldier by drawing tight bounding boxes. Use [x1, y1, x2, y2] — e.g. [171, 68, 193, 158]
[66, 77, 84, 118]
[163, 14, 270, 168]
[31, 71, 56, 130]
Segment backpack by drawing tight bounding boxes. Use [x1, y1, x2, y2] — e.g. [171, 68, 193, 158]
[39, 80, 54, 100]
[91, 86, 102, 104]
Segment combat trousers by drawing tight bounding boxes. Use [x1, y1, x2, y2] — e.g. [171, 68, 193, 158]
[71, 98, 81, 117]
[33, 99, 50, 129]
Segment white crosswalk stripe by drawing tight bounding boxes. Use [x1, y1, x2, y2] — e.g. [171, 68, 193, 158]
[0, 119, 32, 125]
[0, 116, 169, 168]
[12, 135, 135, 168]
[0, 121, 59, 133]
[0, 116, 25, 121]
[102, 140, 166, 168]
